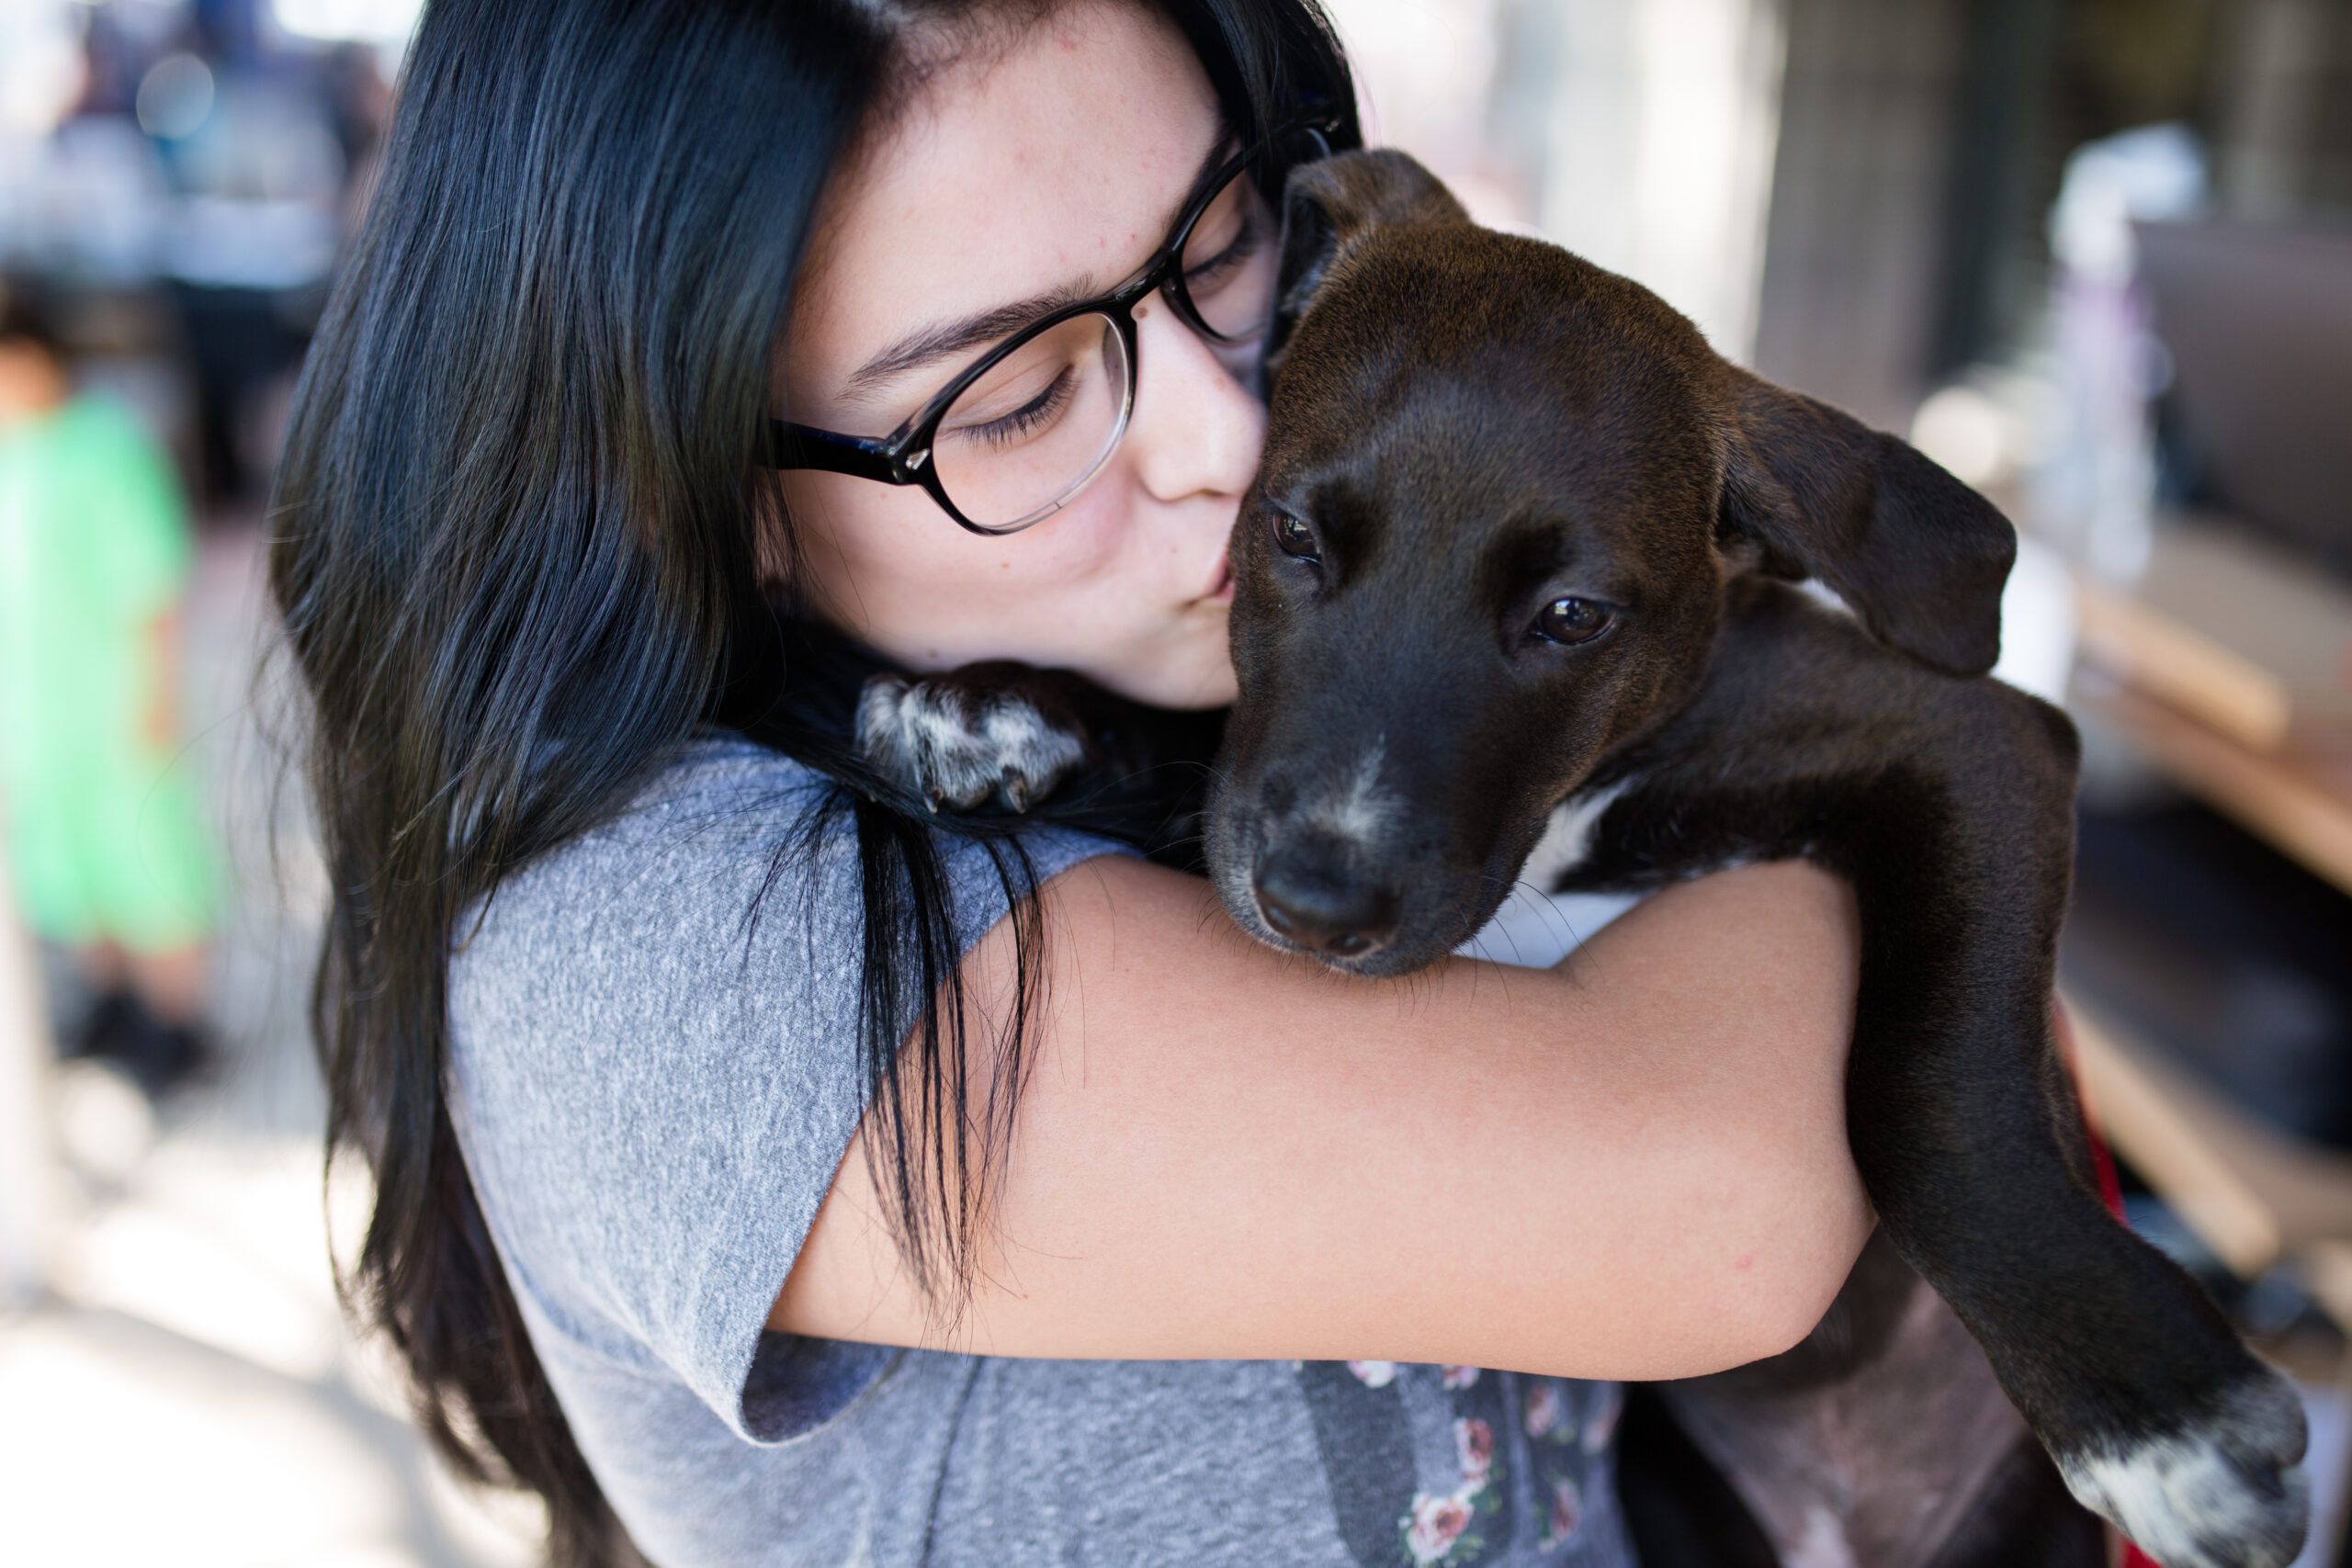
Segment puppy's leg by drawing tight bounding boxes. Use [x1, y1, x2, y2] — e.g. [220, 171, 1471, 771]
[1822, 719, 2309, 1568]
[1844, 914, 2307, 1566]
[1586, 668, 2307, 1568]
[855, 661, 1097, 813]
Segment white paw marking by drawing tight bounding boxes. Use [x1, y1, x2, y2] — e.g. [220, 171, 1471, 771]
[978, 700, 1086, 785]
[854, 676, 1085, 810]
[855, 676, 915, 772]
[2055, 1377, 2311, 1568]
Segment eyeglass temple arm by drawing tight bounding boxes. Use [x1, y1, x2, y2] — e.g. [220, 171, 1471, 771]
[768, 420, 903, 483]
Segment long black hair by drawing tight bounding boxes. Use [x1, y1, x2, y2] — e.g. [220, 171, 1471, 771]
[266, 1, 1355, 1561]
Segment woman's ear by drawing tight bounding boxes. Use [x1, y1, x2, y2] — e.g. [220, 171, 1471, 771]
[1270, 150, 1468, 363]
[1717, 367, 2017, 678]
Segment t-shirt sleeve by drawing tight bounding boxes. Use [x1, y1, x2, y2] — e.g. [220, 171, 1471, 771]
[447, 748, 1135, 1443]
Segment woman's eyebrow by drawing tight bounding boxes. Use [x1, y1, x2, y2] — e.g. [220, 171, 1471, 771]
[837, 281, 1095, 405]
[835, 121, 1240, 407]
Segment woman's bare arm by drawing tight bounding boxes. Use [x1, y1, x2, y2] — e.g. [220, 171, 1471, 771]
[774, 855, 1869, 1382]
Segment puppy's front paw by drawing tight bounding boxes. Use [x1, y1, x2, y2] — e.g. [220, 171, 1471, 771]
[2056, 1371, 2309, 1568]
[856, 669, 1092, 814]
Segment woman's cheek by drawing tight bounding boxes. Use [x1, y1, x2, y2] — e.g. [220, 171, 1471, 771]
[1014, 486, 1136, 582]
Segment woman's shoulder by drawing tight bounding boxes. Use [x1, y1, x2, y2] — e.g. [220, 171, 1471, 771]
[459, 727, 1113, 952]
[575, 725, 833, 844]
[441, 731, 885, 1371]
[447, 726, 1131, 1066]
[449, 730, 853, 1017]
[440, 726, 1127, 1368]
[461, 729, 821, 931]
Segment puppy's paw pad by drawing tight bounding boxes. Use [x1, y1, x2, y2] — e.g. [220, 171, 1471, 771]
[2058, 1373, 2310, 1568]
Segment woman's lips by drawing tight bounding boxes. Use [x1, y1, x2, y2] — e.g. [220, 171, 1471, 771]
[1201, 551, 1234, 604]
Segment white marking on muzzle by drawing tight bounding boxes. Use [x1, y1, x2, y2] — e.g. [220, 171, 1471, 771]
[1304, 739, 1396, 846]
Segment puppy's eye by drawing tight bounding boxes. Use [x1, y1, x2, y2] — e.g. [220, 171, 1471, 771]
[1269, 509, 1321, 565]
[1532, 596, 1614, 646]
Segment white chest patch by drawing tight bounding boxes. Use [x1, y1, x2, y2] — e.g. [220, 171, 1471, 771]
[1459, 777, 1646, 968]
[1797, 577, 1860, 621]
[1521, 776, 1639, 892]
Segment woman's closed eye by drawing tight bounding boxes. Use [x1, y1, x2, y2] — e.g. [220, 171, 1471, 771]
[954, 367, 1077, 450]
[1182, 209, 1265, 297]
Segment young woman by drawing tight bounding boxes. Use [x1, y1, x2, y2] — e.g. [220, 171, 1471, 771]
[268, 2, 1870, 1564]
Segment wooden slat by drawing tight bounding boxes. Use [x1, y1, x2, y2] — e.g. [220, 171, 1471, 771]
[2077, 678, 2352, 899]
[2076, 580, 2295, 751]
[2069, 999, 2352, 1320]
[2307, 1239, 2352, 1349]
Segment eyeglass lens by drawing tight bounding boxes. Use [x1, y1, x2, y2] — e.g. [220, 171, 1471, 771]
[931, 144, 1293, 531]
[932, 311, 1132, 531]
[1174, 152, 1283, 343]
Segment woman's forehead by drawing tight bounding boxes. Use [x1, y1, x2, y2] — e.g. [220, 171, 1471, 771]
[790, 1, 1222, 407]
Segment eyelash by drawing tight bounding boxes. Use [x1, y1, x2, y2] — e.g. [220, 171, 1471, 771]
[970, 368, 1075, 449]
[943, 197, 1261, 449]
[1183, 210, 1264, 291]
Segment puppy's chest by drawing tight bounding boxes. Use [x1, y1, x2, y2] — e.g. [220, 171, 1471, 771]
[1453, 781, 1654, 971]
[1521, 777, 1643, 893]
[1521, 773, 1758, 895]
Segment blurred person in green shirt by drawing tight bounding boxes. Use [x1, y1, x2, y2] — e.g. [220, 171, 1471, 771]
[0, 282, 219, 1096]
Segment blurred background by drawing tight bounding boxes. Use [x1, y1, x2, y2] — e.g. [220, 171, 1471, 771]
[1, 0, 2347, 1563]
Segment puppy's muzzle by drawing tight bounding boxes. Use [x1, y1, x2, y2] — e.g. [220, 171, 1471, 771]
[1252, 833, 1400, 960]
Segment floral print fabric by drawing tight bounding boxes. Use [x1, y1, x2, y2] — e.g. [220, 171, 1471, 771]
[1299, 1361, 1630, 1567]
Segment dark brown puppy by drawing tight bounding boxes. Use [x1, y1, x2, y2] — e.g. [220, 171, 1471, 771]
[856, 150, 2310, 1568]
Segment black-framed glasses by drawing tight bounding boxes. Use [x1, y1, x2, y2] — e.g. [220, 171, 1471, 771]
[766, 110, 1340, 536]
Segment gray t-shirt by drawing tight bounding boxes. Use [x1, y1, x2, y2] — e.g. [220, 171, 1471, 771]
[447, 730, 1636, 1568]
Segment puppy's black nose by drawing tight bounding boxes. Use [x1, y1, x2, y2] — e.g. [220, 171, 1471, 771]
[1254, 853, 1399, 959]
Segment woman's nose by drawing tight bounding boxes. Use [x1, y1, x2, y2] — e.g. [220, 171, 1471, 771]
[1122, 299, 1265, 504]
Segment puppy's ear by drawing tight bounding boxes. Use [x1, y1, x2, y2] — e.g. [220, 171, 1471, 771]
[1272, 150, 1467, 356]
[1718, 368, 2016, 677]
